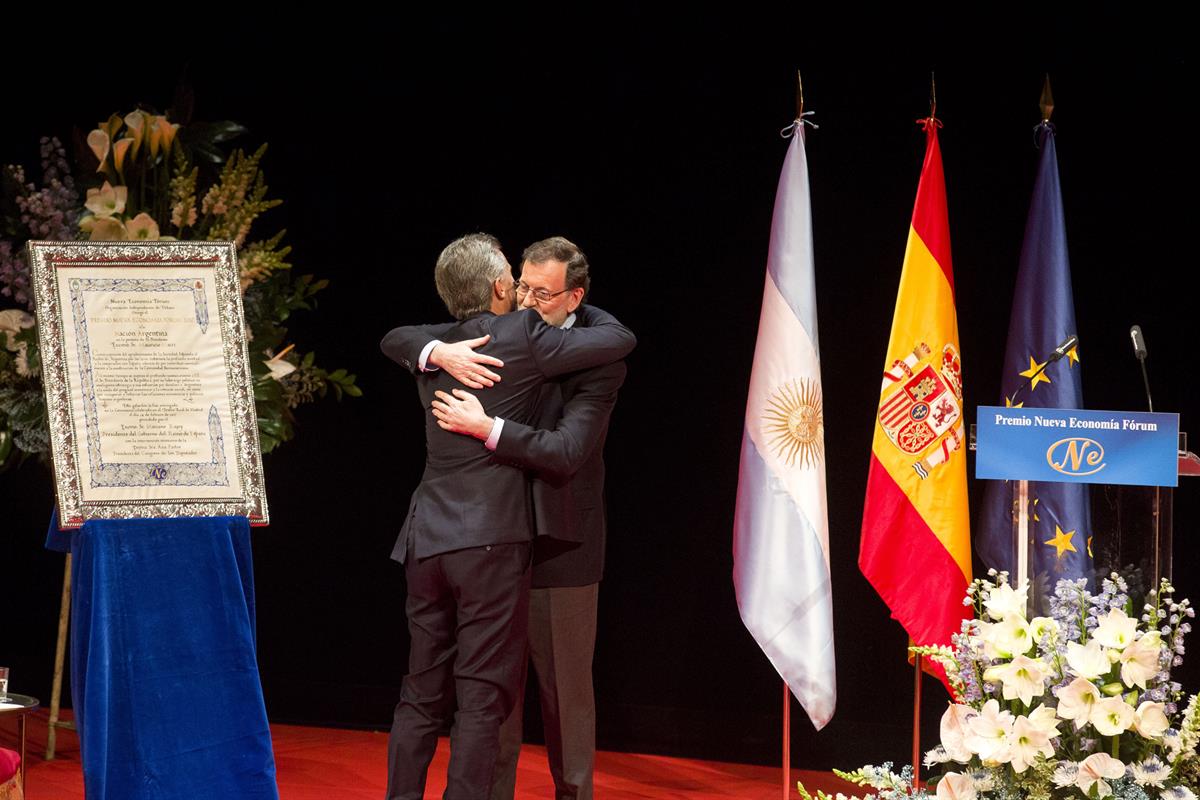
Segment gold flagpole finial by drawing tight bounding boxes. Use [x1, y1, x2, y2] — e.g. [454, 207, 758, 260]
[929, 71, 938, 121]
[796, 70, 805, 119]
[1040, 74, 1055, 123]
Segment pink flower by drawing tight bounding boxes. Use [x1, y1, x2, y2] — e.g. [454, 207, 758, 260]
[86, 129, 110, 170]
[125, 213, 161, 241]
[1133, 701, 1170, 739]
[85, 216, 128, 241]
[1075, 752, 1125, 798]
[939, 703, 977, 763]
[84, 182, 127, 218]
[935, 772, 976, 800]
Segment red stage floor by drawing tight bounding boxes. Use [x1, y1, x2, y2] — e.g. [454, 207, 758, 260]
[4, 709, 857, 799]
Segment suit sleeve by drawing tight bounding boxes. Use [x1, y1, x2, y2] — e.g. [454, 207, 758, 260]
[527, 304, 636, 378]
[380, 322, 457, 373]
[494, 361, 626, 479]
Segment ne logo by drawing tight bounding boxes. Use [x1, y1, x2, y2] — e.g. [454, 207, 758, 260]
[1047, 437, 1106, 476]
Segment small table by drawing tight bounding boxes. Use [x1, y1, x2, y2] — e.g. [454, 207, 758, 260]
[1, 694, 39, 795]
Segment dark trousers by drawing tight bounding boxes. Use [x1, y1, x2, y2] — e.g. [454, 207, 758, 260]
[490, 583, 599, 800]
[387, 541, 532, 800]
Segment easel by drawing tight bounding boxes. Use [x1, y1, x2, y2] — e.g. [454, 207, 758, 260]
[44, 554, 75, 760]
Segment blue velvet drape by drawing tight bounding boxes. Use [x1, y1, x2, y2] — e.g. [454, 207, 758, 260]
[63, 516, 278, 800]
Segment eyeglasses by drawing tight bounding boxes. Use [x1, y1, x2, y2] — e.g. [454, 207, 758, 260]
[515, 281, 572, 304]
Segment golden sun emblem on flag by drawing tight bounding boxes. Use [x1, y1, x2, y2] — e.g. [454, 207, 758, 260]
[763, 378, 824, 468]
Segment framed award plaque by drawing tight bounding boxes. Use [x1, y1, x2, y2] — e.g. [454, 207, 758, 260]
[28, 241, 269, 528]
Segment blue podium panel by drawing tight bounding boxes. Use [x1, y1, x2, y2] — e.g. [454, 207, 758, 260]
[975, 406, 1179, 487]
[69, 517, 278, 800]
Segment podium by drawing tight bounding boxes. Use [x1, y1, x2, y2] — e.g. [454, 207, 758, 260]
[975, 406, 1191, 612]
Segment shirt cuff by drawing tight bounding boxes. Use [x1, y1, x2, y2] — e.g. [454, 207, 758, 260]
[418, 340, 443, 372]
[484, 417, 505, 450]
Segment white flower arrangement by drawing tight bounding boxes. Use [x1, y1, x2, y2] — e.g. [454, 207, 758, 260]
[799, 572, 1200, 800]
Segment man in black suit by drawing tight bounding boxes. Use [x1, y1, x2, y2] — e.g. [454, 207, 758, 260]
[391, 237, 623, 800]
[380, 234, 634, 800]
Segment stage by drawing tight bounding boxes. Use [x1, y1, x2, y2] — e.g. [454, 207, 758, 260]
[5, 709, 854, 799]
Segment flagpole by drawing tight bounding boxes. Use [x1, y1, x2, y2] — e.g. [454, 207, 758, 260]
[782, 69, 802, 800]
[783, 681, 792, 799]
[1017, 479, 1031, 593]
[929, 71, 937, 123]
[912, 654, 922, 784]
[1040, 74, 1055, 123]
[907, 74, 939, 786]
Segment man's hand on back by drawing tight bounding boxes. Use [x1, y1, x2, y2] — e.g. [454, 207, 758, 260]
[432, 389, 494, 440]
[429, 335, 505, 388]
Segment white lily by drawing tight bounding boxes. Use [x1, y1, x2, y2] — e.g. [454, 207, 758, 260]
[1029, 615, 1060, 644]
[1120, 635, 1161, 689]
[1093, 608, 1138, 649]
[1007, 714, 1054, 772]
[1090, 695, 1136, 736]
[987, 654, 1048, 706]
[1056, 677, 1101, 730]
[983, 580, 1028, 621]
[980, 616, 1033, 659]
[84, 181, 128, 218]
[1066, 639, 1113, 681]
[1075, 752, 1125, 798]
[1026, 704, 1061, 738]
[964, 699, 1014, 764]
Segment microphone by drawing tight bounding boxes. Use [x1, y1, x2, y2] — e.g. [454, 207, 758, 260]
[1008, 334, 1080, 406]
[1130, 325, 1148, 361]
[1049, 334, 1079, 363]
[1130, 324, 1153, 412]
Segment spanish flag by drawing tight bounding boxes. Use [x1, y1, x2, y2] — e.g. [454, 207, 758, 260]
[859, 118, 971, 692]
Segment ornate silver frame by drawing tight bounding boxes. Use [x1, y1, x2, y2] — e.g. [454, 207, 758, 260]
[28, 241, 269, 527]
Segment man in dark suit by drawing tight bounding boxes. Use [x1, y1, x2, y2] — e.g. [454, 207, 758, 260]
[390, 237, 622, 800]
[380, 234, 634, 800]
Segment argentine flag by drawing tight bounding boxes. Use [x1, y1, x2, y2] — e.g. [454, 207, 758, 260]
[733, 121, 835, 729]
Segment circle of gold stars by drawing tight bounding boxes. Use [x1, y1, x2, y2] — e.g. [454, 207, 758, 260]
[763, 378, 824, 469]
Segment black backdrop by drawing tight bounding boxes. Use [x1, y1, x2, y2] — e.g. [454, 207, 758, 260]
[2, 10, 1197, 767]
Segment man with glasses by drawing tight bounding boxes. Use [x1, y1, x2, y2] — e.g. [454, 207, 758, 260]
[388, 237, 625, 800]
[381, 234, 634, 800]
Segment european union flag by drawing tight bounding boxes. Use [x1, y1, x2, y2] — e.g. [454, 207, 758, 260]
[977, 122, 1093, 587]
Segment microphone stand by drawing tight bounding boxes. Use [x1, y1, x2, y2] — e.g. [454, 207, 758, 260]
[1132, 328, 1164, 585]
